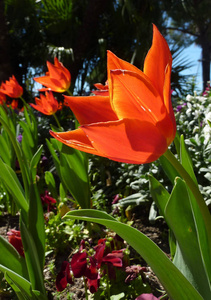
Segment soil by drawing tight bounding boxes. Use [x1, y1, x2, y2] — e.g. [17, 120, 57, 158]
[0, 208, 170, 300]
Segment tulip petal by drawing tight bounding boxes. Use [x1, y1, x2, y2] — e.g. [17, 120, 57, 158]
[163, 64, 176, 135]
[144, 24, 172, 100]
[64, 95, 118, 125]
[50, 128, 100, 156]
[51, 119, 168, 164]
[107, 51, 144, 77]
[110, 69, 165, 123]
[81, 119, 167, 164]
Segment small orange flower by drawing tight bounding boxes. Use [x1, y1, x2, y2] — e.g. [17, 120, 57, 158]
[30, 91, 59, 115]
[0, 88, 6, 105]
[7, 99, 19, 110]
[50, 25, 176, 164]
[0, 76, 23, 98]
[92, 82, 109, 96]
[34, 57, 71, 93]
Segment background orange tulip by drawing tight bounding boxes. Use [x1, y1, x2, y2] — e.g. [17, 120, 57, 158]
[34, 57, 71, 93]
[30, 91, 59, 115]
[50, 25, 176, 164]
[0, 75, 23, 98]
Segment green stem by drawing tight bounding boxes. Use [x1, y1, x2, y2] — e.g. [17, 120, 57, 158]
[66, 89, 73, 96]
[19, 96, 28, 107]
[106, 267, 111, 300]
[163, 149, 211, 247]
[83, 276, 88, 300]
[52, 113, 62, 131]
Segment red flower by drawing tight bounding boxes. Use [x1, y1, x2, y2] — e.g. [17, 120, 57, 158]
[41, 191, 56, 212]
[56, 261, 73, 292]
[71, 251, 87, 278]
[30, 91, 60, 115]
[0, 76, 23, 98]
[34, 57, 71, 92]
[50, 25, 176, 164]
[7, 229, 24, 257]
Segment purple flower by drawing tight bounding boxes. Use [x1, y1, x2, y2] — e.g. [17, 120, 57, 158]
[176, 102, 187, 112]
[17, 134, 22, 143]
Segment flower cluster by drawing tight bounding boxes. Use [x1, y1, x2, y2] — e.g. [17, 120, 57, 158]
[56, 235, 129, 294]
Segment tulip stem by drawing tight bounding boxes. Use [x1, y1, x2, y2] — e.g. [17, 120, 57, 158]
[83, 276, 88, 300]
[66, 89, 73, 96]
[52, 113, 62, 131]
[163, 148, 211, 246]
[19, 96, 28, 107]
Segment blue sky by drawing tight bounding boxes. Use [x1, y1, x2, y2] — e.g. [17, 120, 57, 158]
[180, 43, 204, 91]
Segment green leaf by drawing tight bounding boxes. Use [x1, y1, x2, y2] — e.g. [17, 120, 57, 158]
[28, 182, 46, 275]
[0, 266, 33, 299]
[148, 174, 169, 218]
[30, 145, 43, 180]
[20, 220, 46, 295]
[64, 209, 203, 300]
[180, 135, 197, 185]
[165, 178, 211, 299]
[159, 155, 180, 184]
[45, 171, 58, 200]
[60, 144, 90, 208]
[0, 158, 28, 213]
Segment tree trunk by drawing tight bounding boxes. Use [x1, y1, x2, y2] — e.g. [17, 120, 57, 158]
[201, 37, 211, 91]
[0, 0, 13, 82]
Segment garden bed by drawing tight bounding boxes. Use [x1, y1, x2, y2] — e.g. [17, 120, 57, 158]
[0, 207, 169, 299]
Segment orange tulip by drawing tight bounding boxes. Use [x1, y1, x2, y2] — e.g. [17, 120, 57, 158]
[0, 87, 6, 105]
[50, 25, 176, 164]
[8, 99, 19, 110]
[30, 91, 59, 115]
[34, 57, 71, 93]
[0, 75, 23, 98]
[92, 82, 109, 96]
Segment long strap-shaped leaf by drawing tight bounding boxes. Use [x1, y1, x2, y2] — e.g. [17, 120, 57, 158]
[64, 209, 203, 300]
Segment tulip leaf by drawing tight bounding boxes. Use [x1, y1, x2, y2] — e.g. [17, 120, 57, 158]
[165, 177, 211, 299]
[46, 139, 62, 178]
[180, 136, 211, 281]
[28, 182, 46, 274]
[29, 145, 43, 181]
[0, 267, 34, 299]
[159, 155, 180, 184]
[64, 209, 203, 300]
[45, 171, 58, 200]
[20, 220, 46, 295]
[0, 158, 28, 213]
[0, 114, 30, 197]
[47, 139, 91, 208]
[0, 132, 15, 166]
[180, 135, 197, 184]
[148, 174, 176, 258]
[148, 174, 169, 218]
[60, 146, 91, 208]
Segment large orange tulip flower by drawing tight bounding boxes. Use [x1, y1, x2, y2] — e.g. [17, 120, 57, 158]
[34, 57, 71, 93]
[50, 25, 176, 164]
[0, 76, 23, 98]
[30, 91, 60, 115]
